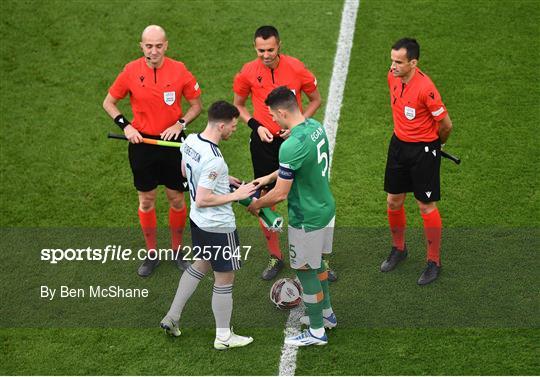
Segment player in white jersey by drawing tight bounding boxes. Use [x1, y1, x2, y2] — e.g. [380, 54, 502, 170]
[160, 101, 256, 350]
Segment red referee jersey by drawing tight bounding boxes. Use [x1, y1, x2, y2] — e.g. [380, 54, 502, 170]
[233, 54, 317, 136]
[109, 57, 201, 136]
[388, 68, 447, 142]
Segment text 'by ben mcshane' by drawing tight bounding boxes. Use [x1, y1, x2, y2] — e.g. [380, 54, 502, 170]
[40, 285, 149, 300]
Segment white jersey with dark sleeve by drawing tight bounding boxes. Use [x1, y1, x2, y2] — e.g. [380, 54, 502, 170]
[180, 134, 235, 232]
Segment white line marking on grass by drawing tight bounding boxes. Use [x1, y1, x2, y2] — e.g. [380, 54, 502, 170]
[278, 303, 305, 376]
[277, 0, 359, 375]
[324, 0, 360, 177]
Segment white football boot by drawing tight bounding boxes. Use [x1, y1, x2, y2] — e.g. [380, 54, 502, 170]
[214, 331, 254, 350]
[160, 315, 181, 337]
[284, 328, 328, 347]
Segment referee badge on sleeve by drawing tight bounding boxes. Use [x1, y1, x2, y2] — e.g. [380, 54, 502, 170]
[163, 91, 176, 106]
[404, 106, 416, 120]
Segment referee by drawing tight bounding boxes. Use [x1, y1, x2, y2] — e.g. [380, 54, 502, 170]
[381, 38, 453, 285]
[233, 25, 337, 282]
[103, 25, 202, 277]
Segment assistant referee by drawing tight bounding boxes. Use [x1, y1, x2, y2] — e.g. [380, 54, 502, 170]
[103, 25, 202, 277]
[381, 38, 453, 285]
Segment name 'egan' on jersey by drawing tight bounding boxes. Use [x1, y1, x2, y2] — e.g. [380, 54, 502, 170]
[278, 118, 336, 231]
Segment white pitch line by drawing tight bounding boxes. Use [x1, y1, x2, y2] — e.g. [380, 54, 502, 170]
[324, 0, 360, 177]
[277, 0, 360, 375]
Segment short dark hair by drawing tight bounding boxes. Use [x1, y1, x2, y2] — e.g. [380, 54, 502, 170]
[392, 38, 420, 61]
[254, 25, 280, 42]
[207, 101, 240, 123]
[265, 86, 297, 112]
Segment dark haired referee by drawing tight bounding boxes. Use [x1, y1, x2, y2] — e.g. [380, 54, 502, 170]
[381, 38, 453, 285]
[103, 25, 202, 277]
[233, 25, 338, 282]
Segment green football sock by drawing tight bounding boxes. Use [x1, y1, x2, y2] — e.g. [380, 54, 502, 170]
[317, 261, 332, 311]
[296, 268, 324, 329]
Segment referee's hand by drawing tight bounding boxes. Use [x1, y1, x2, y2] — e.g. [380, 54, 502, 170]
[257, 126, 274, 143]
[160, 122, 184, 141]
[279, 129, 291, 139]
[124, 125, 143, 144]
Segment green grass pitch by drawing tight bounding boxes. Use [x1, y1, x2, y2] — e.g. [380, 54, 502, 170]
[1, 0, 538, 375]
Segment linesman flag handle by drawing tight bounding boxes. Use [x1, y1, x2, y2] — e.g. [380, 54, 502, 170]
[441, 150, 461, 165]
[107, 133, 181, 148]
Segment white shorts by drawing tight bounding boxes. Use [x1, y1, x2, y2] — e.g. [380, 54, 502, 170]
[288, 217, 335, 270]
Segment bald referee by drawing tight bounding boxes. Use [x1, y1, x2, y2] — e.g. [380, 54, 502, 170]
[103, 25, 202, 277]
[381, 38, 453, 285]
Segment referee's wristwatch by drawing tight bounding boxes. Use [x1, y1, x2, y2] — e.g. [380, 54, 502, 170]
[177, 118, 187, 129]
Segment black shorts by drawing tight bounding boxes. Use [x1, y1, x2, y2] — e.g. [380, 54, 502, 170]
[384, 134, 441, 202]
[128, 132, 188, 192]
[249, 128, 283, 189]
[189, 219, 241, 272]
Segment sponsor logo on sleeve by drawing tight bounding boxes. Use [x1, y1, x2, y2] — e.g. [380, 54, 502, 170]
[431, 107, 444, 117]
[194, 82, 200, 91]
[278, 163, 294, 179]
[278, 167, 294, 179]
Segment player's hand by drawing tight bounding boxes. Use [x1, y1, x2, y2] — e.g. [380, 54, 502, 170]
[124, 125, 143, 144]
[233, 182, 257, 201]
[247, 197, 260, 216]
[229, 176, 242, 188]
[160, 122, 183, 141]
[257, 126, 274, 143]
[251, 175, 271, 190]
[279, 129, 291, 139]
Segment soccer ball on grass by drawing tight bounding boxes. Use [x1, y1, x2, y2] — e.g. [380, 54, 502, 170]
[270, 278, 302, 309]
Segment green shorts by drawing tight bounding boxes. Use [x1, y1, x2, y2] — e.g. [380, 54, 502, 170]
[287, 217, 335, 270]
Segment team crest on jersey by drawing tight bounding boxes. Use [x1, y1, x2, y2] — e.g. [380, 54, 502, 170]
[208, 171, 218, 181]
[163, 91, 176, 106]
[404, 106, 416, 120]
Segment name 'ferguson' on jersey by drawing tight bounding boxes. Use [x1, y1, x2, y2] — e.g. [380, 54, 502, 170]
[181, 134, 235, 233]
[278, 118, 336, 231]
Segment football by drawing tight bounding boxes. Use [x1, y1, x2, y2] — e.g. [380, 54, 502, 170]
[270, 278, 302, 309]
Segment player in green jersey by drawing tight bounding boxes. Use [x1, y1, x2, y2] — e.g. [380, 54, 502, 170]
[248, 86, 336, 346]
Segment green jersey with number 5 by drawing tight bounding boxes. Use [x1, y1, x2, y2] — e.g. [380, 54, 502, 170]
[278, 118, 336, 231]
